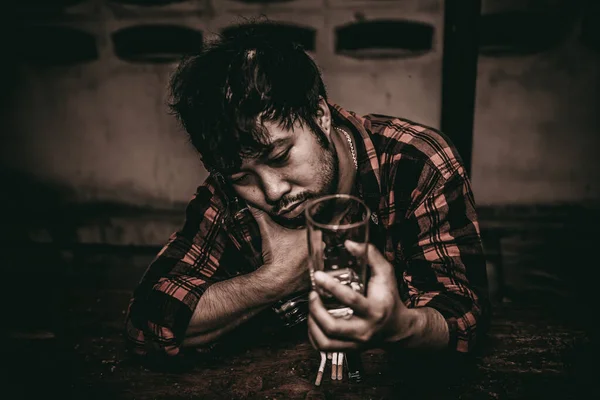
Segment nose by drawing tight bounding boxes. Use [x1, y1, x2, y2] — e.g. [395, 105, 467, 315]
[260, 171, 291, 205]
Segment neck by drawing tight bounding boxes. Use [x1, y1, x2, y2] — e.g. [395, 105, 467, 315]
[332, 126, 357, 195]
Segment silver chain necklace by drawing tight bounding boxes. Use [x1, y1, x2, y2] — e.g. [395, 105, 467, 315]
[334, 126, 377, 224]
[335, 126, 358, 171]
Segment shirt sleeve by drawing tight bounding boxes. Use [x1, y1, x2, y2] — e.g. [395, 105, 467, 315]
[125, 179, 231, 357]
[398, 163, 491, 353]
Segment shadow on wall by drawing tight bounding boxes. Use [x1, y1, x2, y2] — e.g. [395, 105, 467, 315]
[0, 167, 187, 245]
[0, 168, 80, 243]
[0, 167, 168, 334]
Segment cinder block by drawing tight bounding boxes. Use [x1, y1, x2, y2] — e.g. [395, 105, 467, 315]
[205, 12, 325, 59]
[16, 0, 101, 21]
[105, 0, 208, 19]
[321, 6, 443, 72]
[211, 0, 325, 14]
[326, 0, 440, 13]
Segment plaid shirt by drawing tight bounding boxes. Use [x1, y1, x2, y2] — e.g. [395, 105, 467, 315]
[125, 104, 490, 356]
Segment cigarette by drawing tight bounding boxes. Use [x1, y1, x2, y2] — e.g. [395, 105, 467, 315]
[337, 352, 344, 380]
[331, 352, 338, 380]
[315, 352, 326, 386]
[327, 352, 332, 360]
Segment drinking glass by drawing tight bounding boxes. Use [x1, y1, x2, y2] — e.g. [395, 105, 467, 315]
[305, 194, 370, 318]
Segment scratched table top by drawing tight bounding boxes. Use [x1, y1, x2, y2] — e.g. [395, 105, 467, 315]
[3, 289, 596, 400]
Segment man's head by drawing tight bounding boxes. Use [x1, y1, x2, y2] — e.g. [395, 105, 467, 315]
[169, 21, 339, 225]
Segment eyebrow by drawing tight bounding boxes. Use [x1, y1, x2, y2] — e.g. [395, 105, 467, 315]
[229, 137, 292, 176]
[257, 137, 292, 160]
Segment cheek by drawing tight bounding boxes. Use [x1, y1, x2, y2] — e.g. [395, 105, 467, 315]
[288, 158, 319, 187]
[289, 145, 325, 184]
[234, 187, 263, 207]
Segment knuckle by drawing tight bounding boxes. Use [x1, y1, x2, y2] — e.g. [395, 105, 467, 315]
[321, 321, 337, 337]
[315, 336, 330, 351]
[367, 243, 377, 253]
[371, 308, 386, 324]
[347, 291, 360, 307]
[320, 342, 333, 352]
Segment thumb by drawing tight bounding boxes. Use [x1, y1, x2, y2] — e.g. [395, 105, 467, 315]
[248, 205, 273, 234]
[247, 204, 265, 220]
[344, 241, 393, 279]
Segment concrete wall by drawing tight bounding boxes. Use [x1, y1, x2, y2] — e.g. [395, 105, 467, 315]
[2, 62, 203, 208]
[471, 13, 600, 204]
[2, 0, 599, 209]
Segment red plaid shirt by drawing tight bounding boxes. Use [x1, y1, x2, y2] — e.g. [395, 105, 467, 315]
[125, 104, 490, 355]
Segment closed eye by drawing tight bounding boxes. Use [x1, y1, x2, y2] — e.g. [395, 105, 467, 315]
[269, 147, 292, 166]
[230, 174, 250, 185]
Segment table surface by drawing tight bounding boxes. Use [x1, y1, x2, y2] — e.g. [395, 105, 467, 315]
[3, 291, 596, 400]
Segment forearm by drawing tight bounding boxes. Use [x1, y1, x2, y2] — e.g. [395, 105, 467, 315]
[387, 307, 449, 351]
[182, 265, 291, 347]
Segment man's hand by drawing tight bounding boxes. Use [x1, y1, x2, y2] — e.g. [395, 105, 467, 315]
[249, 205, 311, 296]
[308, 241, 420, 351]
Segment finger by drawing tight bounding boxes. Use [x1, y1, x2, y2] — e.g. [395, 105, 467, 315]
[248, 205, 275, 236]
[309, 290, 339, 331]
[308, 313, 360, 352]
[313, 271, 369, 315]
[247, 204, 267, 222]
[345, 241, 393, 279]
[308, 290, 371, 342]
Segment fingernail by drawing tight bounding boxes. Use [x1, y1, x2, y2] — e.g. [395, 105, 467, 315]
[314, 271, 326, 283]
[309, 291, 319, 301]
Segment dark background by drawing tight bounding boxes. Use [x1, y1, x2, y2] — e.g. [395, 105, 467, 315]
[1, 0, 599, 398]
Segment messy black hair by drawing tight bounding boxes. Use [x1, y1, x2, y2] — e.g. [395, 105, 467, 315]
[168, 20, 328, 176]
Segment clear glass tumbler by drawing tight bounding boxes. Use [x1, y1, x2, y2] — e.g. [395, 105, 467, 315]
[305, 194, 370, 318]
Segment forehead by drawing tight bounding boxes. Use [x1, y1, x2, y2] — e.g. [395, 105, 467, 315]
[261, 119, 296, 140]
[235, 120, 298, 170]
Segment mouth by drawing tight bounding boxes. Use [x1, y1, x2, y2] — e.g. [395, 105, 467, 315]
[278, 200, 307, 218]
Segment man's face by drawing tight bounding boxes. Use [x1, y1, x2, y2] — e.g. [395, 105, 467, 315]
[228, 119, 339, 228]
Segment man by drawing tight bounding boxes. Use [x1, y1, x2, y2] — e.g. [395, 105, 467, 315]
[125, 21, 490, 359]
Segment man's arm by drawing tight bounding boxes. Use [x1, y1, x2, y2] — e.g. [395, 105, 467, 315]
[308, 241, 450, 352]
[126, 182, 311, 355]
[183, 203, 312, 347]
[307, 165, 489, 353]
[125, 181, 265, 356]
[398, 166, 490, 353]
[182, 260, 302, 347]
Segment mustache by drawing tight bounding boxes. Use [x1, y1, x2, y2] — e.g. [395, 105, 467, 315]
[273, 192, 318, 214]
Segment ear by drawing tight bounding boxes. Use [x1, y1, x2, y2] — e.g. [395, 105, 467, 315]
[316, 97, 332, 137]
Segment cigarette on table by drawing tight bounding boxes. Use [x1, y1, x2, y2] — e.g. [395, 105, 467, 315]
[331, 352, 338, 380]
[315, 352, 326, 386]
[337, 352, 344, 380]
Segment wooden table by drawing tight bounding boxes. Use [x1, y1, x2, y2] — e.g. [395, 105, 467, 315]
[3, 290, 596, 400]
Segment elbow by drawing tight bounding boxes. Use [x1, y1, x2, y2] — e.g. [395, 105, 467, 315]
[450, 302, 490, 354]
[438, 287, 492, 354]
[124, 310, 183, 358]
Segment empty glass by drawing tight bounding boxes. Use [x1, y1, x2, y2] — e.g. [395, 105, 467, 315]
[305, 194, 370, 318]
